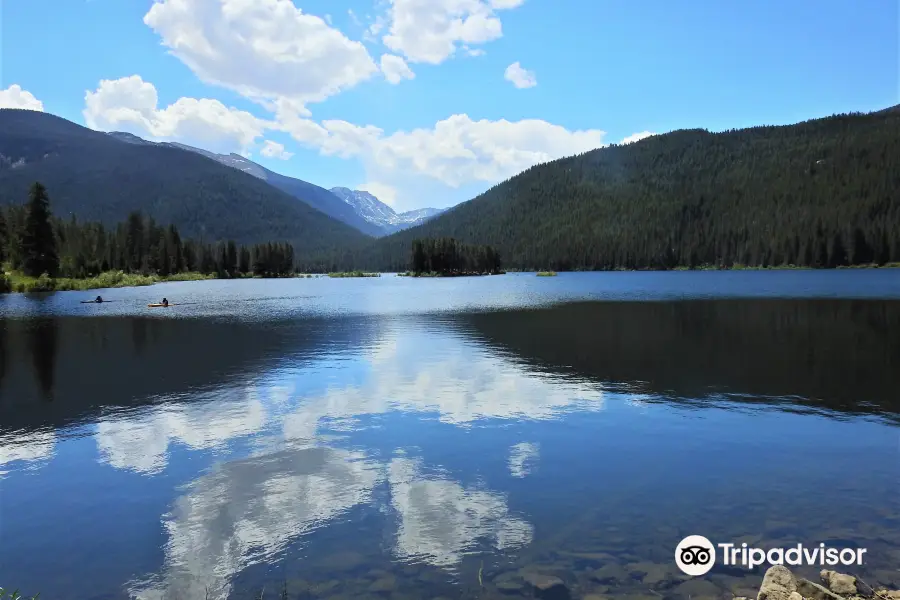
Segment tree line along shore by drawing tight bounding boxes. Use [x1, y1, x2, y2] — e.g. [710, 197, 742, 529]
[1, 178, 897, 295]
[0, 182, 504, 293]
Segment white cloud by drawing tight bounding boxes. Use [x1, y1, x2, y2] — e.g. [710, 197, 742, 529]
[259, 139, 294, 159]
[0, 84, 44, 111]
[620, 130, 656, 145]
[143, 0, 378, 111]
[358, 182, 399, 206]
[504, 61, 536, 89]
[84, 75, 271, 154]
[381, 0, 525, 64]
[279, 112, 605, 190]
[380, 54, 416, 84]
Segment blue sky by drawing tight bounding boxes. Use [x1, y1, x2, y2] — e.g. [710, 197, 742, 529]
[1, 0, 897, 211]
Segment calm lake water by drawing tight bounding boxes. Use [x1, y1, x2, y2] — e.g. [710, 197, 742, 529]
[1, 271, 899, 600]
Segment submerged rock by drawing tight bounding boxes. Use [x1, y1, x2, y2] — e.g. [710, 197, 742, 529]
[495, 579, 525, 594]
[521, 572, 571, 599]
[673, 578, 722, 599]
[590, 563, 629, 584]
[368, 574, 396, 593]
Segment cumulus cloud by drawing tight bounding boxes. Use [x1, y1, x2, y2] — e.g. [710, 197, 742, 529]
[86, 74, 606, 209]
[259, 139, 294, 159]
[84, 75, 271, 154]
[143, 0, 378, 111]
[380, 54, 416, 84]
[381, 0, 525, 64]
[0, 84, 44, 111]
[504, 61, 536, 89]
[279, 112, 605, 189]
[620, 130, 656, 145]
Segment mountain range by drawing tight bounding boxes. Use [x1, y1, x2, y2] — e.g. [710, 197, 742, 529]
[108, 131, 443, 237]
[329, 188, 446, 235]
[324, 107, 900, 271]
[0, 110, 368, 255]
[3, 106, 898, 273]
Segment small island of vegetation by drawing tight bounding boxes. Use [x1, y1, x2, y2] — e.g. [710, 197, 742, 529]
[536, 271, 558, 276]
[406, 237, 502, 277]
[328, 271, 381, 278]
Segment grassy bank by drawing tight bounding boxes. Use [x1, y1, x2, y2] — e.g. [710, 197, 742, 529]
[328, 271, 381, 278]
[1, 270, 215, 294]
[536, 271, 558, 276]
[399, 271, 506, 277]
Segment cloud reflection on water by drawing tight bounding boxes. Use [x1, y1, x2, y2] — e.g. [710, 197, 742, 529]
[508, 442, 539, 478]
[119, 323, 603, 598]
[0, 429, 55, 476]
[129, 446, 381, 600]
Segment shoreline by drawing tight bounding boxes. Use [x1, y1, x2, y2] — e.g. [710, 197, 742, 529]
[0, 270, 323, 295]
[2, 263, 897, 295]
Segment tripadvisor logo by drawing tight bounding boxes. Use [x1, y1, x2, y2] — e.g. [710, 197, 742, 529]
[675, 536, 868, 577]
[676, 535, 716, 576]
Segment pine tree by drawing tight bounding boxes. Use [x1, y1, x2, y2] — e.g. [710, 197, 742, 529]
[226, 240, 238, 276]
[0, 210, 7, 266]
[239, 246, 251, 274]
[125, 211, 144, 273]
[21, 182, 59, 277]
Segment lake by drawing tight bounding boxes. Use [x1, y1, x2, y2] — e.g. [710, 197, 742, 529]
[1, 271, 899, 600]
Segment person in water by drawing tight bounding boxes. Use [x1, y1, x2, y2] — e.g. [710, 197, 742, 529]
[95, 296, 103, 303]
[162, 298, 169, 307]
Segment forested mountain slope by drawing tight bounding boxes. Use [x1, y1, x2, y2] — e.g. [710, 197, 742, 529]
[159, 141, 383, 237]
[0, 110, 368, 254]
[334, 107, 900, 271]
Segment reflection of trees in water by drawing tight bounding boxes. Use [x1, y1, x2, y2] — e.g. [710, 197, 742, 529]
[0, 320, 7, 390]
[131, 318, 148, 356]
[457, 299, 900, 417]
[30, 318, 59, 402]
[1, 315, 381, 433]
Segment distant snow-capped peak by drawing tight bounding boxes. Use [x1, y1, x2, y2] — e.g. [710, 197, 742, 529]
[330, 187, 446, 234]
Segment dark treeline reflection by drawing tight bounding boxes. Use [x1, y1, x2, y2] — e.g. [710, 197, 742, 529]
[0, 315, 381, 432]
[29, 318, 59, 402]
[454, 299, 900, 417]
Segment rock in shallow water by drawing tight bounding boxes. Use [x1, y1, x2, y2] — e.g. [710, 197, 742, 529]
[820, 570, 858, 596]
[521, 572, 571, 599]
[758, 565, 798, 600]
[368, 574, 396, 593]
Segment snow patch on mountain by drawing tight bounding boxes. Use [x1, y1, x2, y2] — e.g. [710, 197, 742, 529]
[330, 187, 446, 234]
